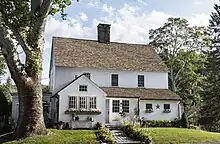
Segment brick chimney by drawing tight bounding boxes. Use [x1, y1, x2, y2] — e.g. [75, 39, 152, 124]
[97, 23, 111, 43]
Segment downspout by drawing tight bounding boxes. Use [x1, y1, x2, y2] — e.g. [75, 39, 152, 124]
[56, 94, 59, 123]
[178, 102, 180, 119]
[138, 97, 140, 119]
[178, 101, 182, 119]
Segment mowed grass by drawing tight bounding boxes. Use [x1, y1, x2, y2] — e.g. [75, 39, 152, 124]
[4, 129, 99, 144]
[144, 128, 220, 144]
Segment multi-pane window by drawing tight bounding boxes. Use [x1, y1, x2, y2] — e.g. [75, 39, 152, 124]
[69, 96, 77, 108]
[111, 74, 118, 86]
[146, 104, 153, 109]
[122, 100, 129, 113]
[164, 104, 170, 109]
[90, 97, 97, 109]
[112, 100, 120, 112]
[138, 75, 144, 87]
[84, 73, 91, 79]
[79, 85, 87, 92]
[79, 97, 87, 108]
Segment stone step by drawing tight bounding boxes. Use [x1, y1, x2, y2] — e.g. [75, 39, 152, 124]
[109, 129, 141, 144]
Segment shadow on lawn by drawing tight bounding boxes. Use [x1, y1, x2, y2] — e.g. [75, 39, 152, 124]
[0, 132, 20, 143]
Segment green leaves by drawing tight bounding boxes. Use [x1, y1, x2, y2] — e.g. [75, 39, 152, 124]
[200, 2, 220, 125]
[149, 17, 210, 122]
[0, 0, 29, 32]
[50, 0, 72, 19]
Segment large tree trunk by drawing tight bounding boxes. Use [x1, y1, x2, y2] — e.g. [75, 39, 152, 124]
[14, 74, 47, 138]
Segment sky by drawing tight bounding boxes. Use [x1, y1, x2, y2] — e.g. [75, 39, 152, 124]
[22, 0, 220, 84]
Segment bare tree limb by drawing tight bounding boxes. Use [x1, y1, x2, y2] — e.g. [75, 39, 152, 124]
[174, 59, 187, 82]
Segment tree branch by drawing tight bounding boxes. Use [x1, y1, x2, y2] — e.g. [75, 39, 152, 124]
[174, 59, 187, 82]
[11, 29, 29, 55]
[0, 23, 26, 83]
[30, 0, 53, 46]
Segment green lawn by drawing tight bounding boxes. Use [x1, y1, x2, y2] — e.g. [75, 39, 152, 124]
[4, 129, 99, 144]
[144, 128, 220, 144]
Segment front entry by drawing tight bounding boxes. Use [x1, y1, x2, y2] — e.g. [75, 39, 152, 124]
[106, 99, 109, 123]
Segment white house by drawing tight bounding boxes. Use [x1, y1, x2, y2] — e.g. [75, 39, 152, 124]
[48, 23, 182, 129]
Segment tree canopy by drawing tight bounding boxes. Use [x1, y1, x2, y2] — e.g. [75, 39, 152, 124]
[149, 18, 211, 122]
[200, 3, 220, 125]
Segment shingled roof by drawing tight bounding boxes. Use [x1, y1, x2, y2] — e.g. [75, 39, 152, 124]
[101, 87, 181, 100]
[52, 37, 168, 72]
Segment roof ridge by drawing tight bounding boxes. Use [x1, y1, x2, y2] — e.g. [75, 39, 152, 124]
[52, 36, 151, 46]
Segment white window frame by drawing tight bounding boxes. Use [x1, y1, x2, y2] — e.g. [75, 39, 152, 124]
[79, 96, 87, 109]
[69, 96, 77, 108]
[164, 104, 170, 110]
[79, 85, 87, 92]
[89, 97, 97, 109]
[146, 103, 153, 109]
[111, 74, 119, 86]
[112, 100, 120, 113]
[122, 100, 129, 113]
[138, 75, 144, 87]
[84, 73, 91, 79]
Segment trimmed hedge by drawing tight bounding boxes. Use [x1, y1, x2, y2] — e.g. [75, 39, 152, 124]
[96, 128, 115, 144]
[122, 123, 152, 144]
[142, 119, 181, 128]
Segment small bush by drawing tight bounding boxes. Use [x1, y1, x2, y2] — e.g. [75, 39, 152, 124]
[181, 112, 189, 128]
[94, 122, 102, 130]
[57, 121, 64, 129]
[96, 128, 115, 144]
[172, 118, 181, 127]
[122, 123, 152, 144]
[142, 119, 180, 128]
[189, 124, 200, 130]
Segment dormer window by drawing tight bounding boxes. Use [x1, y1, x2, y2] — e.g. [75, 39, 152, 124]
[79, 85, 87, 92]
[138, 75, 144, 87]
[111, 74, 118, 86]
[84, 73, 91, 79]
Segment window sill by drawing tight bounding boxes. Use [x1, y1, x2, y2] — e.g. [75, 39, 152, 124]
[145, 109, 153, 113]
[65, 109, 101, 115]
[163, 109, 171, 113]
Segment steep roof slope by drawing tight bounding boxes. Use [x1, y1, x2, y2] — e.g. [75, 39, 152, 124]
[52, 37, 168, 72]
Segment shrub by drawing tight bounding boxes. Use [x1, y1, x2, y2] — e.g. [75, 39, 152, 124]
[122, 123, 152, 144]
[181, 112, 189, 128]
[94, 122, 102, 130]
[57, 121, 64, 129]
[143, 120, 180, 128]
[189, 124, 200, 130]
[172, 118, 181, 127]
[96, 128, 115, 144]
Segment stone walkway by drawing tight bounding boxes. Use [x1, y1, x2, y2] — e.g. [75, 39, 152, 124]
[109, 129, 140, 144]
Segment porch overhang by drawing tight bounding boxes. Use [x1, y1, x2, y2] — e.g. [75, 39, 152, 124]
[101, 87, 181, 101]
